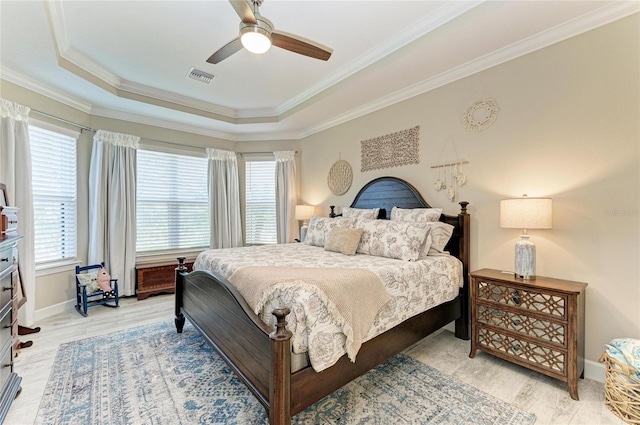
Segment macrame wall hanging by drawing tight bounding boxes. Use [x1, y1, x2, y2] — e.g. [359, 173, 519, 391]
[431, 138, 468, 203]
[361, 126, 419, 172]
[462, 98, 499, 132]
[327, 155, 353, 195]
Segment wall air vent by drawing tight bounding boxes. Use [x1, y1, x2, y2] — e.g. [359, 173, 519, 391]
[187, 67, 214, 84]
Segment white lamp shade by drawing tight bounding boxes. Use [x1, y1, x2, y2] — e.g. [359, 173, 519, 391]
[295, 205, 315, 221]
[500, 197, 552, 230]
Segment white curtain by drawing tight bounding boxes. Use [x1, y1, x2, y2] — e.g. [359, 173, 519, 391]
[88, 130, 138, 296]
[207, 148, 242, 249]
[274, 151, 297, 244]
[0, 99, 36, 325]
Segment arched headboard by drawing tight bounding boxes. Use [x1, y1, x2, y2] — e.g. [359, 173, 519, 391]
[330, 176, 469, 262]
[348, 176, 431, 219]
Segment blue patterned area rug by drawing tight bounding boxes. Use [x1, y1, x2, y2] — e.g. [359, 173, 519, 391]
[36, 320, 535, 425]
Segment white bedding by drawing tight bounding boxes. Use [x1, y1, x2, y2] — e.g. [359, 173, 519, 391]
[194, 243, 463, 372]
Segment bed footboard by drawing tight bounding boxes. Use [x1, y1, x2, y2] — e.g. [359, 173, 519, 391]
[175, 257, 294, 425]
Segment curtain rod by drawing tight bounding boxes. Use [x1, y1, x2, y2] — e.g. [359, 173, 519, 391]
[30, 109, 97, 133]
[30, 109, 204, 150]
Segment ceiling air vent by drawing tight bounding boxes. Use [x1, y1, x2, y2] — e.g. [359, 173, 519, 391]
[187, 67, 214, 84]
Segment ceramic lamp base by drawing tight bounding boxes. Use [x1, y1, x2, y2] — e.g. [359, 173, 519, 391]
[515, 235, 536, 280]
[300, 225, 308, 243]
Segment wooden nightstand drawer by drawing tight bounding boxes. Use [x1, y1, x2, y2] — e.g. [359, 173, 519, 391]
[477, 303, 566, 347]
[478, 327, 566, 375]
[477, 279, 567, 319]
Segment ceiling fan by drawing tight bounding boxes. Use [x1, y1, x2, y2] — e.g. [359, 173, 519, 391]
[206, 0, 333, 64]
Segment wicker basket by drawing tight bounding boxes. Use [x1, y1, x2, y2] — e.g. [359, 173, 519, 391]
[600, 351, 640, 424]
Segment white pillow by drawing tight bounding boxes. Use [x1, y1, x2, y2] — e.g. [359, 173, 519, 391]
[423, 222, 455, 256]
[390, 206, 442, 222]
[356, 218, 429, 261]
[304, 215, 357, 247]
[342, 207, 380, 219]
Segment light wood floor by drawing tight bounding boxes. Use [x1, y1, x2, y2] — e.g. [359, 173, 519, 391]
[5, 295, 625, 425]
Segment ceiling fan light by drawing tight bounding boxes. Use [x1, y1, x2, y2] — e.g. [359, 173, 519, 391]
[240, 25, 271, 54]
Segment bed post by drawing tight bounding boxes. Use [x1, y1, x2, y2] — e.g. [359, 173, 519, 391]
[269, 308, 293, 425]
[175, 257, 186, 333]
[454, 201, 471, 340]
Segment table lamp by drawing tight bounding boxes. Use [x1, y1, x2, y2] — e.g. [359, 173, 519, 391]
[500, 195, 552, 279]
[295, 205, 315, 242]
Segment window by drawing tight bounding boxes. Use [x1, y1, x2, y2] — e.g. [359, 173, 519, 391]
[29, 124, 78, 265]
[136, 149, 209, 253]
[245, 159, 277, 244]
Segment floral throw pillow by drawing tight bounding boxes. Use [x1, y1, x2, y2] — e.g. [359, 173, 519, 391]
[76, 271, 100, 293]
[356, 219, 429, 261]
[341, 207, 380, 219]
[390, 206, 442, 222]
[304, 215, 357, 247]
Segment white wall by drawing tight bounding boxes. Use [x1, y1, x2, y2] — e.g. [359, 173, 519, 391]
[299, 15, 640, 365]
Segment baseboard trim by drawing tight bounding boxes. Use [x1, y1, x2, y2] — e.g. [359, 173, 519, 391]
[584, 358, 606, 383]
[34, 299, 75, 322]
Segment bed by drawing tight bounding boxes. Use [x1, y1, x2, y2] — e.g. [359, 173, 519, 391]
[174, 176, 470, 425]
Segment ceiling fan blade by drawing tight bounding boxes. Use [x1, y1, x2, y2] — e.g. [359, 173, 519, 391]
[207, 38, 243, 64]
[272, 31, 332, 61]
[229, 0, 256, 24]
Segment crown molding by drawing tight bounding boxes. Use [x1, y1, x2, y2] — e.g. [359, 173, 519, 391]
[275, 1, 484, 115]
[117, 79, 239, 118]
[90, 107, 237, 141]
[0, 67, 92, 113]
[45, 1, 121, 88]
[299, 2, 640, 139]
[90, 106, 301, 142]
[44, 0, 69, 53]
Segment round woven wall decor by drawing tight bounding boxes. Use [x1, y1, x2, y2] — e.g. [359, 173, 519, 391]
[327, 160, 353, 195]
[462, 98, 499, 132]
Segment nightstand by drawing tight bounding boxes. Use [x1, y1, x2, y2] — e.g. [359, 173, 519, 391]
[469, 268, 587, 400]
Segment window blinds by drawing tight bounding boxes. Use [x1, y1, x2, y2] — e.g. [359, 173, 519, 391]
[136, 149, 209, 253]
[29, 125, 78, 264]
[245, 159, 277, 245]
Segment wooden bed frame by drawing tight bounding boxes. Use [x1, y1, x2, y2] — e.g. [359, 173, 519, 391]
[174, 176, 470, 425]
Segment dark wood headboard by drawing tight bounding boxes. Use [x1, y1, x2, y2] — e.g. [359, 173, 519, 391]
[329, 176, 470, 292]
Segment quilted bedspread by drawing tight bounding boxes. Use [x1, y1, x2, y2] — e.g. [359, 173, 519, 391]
[194, 243, 462, 371]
